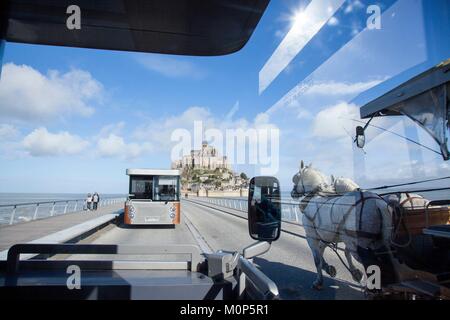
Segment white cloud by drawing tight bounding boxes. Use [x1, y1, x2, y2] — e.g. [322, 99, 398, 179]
[297, 108, 313, 120]
[22, 127, 89, 156]
[304, 80, 382, 96]
[267, 79, 382, 116]
[96, 133, 152, 160]
[132, 106, 214, 147]
[136, 55, 205, 79]
[344, 0, 364, 14]
[94, 122, 126, 140]
[133, 106, 278, 150]
[312, 102, 359, 139]
[0, 124, 19, 140]
[327, 17, 339, 26]
[0, 63, 103, 122]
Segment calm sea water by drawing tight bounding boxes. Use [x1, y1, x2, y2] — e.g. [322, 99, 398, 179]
[0, 193, 126, 225]
[0, 193, 125, 206]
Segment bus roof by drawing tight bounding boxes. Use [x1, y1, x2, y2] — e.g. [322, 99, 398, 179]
[126, 169, 180, 176]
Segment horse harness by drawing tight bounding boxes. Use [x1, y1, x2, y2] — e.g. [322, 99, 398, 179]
[300, 190, 385, 243]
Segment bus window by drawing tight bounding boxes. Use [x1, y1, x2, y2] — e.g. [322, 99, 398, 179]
[153, 176, 179, 201]
[130, 176, 153, 200]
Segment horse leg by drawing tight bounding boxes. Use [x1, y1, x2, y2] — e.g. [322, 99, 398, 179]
[344, 248, 363, 283]
[318, 241, 337, 278]
[306, 237, 325, 290]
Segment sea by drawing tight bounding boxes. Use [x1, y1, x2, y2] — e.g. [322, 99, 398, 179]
[0, 193, 126, 206]
[0, 193, 126, 225]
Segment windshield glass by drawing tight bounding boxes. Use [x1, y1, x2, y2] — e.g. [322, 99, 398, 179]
[129, 176, 153, 200]
[0, 0, 449, 302]
[154, 176, 179, 201]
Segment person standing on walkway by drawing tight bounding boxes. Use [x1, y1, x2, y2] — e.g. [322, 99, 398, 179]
[93, 192, 100, 210]
[85, 193, 92, 211]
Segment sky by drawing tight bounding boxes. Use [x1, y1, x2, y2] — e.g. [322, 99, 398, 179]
[0, 0, 449, 194]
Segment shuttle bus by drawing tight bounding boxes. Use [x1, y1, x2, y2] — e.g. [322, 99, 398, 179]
[124, 169, 181, 225]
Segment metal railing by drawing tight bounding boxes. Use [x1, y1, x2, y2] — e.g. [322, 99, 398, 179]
[184, 196, 302, 223]
[0, 197, 126, 226]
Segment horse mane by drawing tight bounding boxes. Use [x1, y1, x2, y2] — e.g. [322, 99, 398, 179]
[299, 167, 333, 193]
[333, 177, 360, 194]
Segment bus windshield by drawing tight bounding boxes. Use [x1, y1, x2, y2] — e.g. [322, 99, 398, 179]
[154, 176, 179, 201]
[130, 176, 153, 200]
[129, 175, 179, 201]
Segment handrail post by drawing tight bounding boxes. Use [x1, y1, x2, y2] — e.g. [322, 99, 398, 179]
[33, 203, 39, 220]
[63, 201, 68, 214]
[50, 202, 56, 216]
[9, 205, 17, 225]
[74, 201, 78, 212]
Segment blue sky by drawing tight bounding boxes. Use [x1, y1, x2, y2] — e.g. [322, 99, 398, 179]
[0, 0, 449, 194]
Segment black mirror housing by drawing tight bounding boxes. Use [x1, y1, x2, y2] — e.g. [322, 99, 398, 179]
[247, 176, 282, 242]
[356, 126, 366, 148]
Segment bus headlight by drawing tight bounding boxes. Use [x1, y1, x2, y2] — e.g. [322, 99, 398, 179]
[169, 205, 176, 219]
[128, 205, 136, 219]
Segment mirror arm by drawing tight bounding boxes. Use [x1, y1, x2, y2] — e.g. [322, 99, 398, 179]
[227, 251, 240, 273]
[353, 115, 374, 144]
[363, 115, 374, 131]
[242, 241, 271, 259]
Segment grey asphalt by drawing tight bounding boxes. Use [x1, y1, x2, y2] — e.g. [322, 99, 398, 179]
[182, 200, 365, 300]
[74, 199, 365, 300]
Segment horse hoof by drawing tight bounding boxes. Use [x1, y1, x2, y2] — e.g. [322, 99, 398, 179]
[312, 281, 323, 291]
[326, 265, 337, 278]
[351, 269, 363, 283]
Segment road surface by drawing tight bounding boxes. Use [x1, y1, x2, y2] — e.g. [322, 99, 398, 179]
[69, 199, 365, 300]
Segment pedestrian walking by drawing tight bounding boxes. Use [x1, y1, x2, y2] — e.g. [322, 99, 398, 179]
[85, 193, 92, 211]
[93, 192, 100, 210]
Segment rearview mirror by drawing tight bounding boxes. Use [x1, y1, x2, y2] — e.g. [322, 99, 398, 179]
[355, 126, 366, 148]
[248, 176, 281, 242]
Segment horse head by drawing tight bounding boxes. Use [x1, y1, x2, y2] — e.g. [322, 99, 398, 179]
[291, 161, 329, 198]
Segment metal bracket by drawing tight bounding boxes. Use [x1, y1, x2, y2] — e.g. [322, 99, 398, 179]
[242, 241, 271, 259]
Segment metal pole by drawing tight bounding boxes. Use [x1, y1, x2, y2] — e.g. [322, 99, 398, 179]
[9, 206, 16, 225]
[237, 267, 246, 299]
[63, 201, 68, 214]
[50, 202, 56, 216]
[74, 201, 78, 212]
[33, 204, 39, 220]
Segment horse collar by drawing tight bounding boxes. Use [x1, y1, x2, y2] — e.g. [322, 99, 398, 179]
[300, 192, 316, 212]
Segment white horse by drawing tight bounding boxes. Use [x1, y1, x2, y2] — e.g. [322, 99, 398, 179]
[291, 162, 394, 290]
